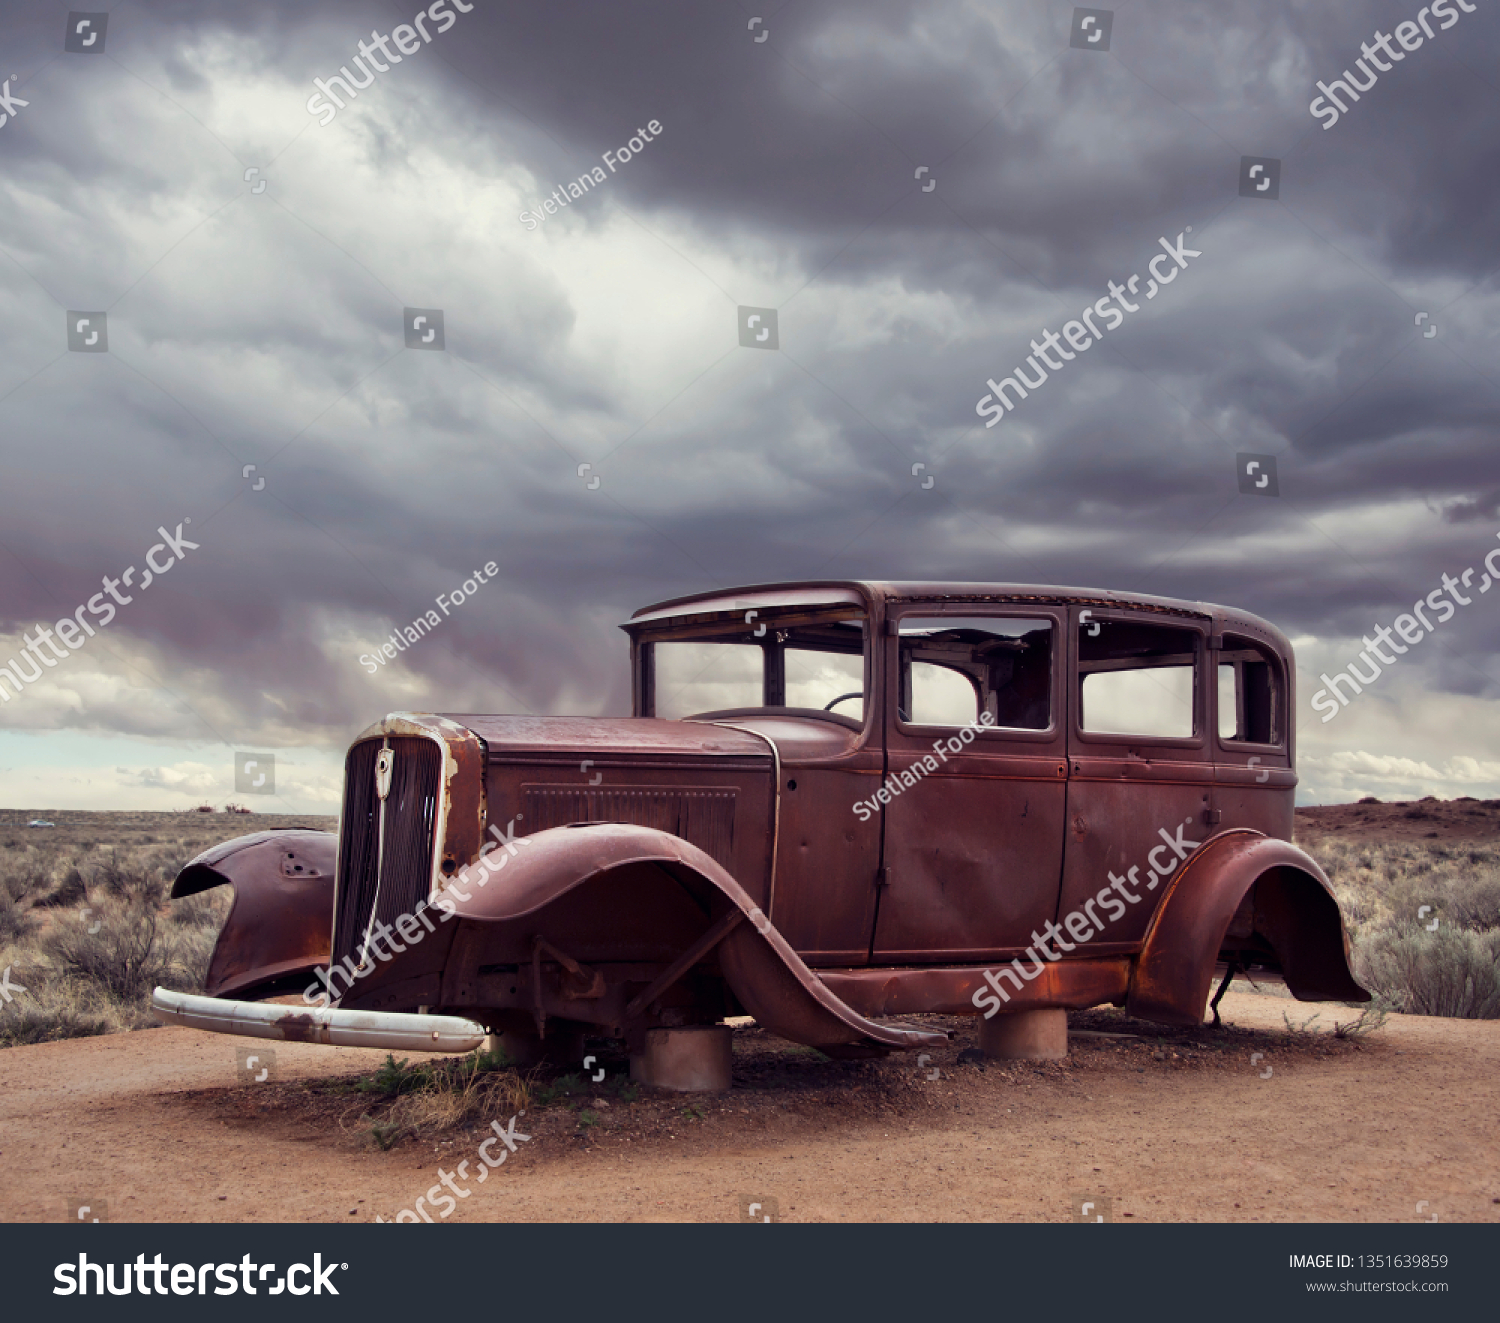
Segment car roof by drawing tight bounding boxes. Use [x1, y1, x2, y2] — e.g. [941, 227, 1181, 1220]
[626, 580, 1291, 656]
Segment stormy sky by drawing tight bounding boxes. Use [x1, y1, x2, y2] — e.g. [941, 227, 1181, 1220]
[1, 0, 1499, 812]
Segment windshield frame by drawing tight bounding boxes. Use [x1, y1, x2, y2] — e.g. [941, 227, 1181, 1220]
[631, 605, 874, 738]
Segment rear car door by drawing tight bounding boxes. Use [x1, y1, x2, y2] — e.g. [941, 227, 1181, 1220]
[1059, 607, 1214, 950]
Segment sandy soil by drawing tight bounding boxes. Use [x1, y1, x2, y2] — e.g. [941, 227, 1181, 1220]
[2, 989, 1495, 1224]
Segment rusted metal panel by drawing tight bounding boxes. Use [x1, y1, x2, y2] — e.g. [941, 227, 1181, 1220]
[699, 715, 881, 965]
[521, 785, 738, 869]
[442, 713, 772, 762]
[482, 741, 775, 911]
[875, 765, 1068, 960]
[171, 830, 336, 1000]
[757, 762, 882, 965]
[821, 959, 1130, 1017]
[1129, 830, 1367, 1023]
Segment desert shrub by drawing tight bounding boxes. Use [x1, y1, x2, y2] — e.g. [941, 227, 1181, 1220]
[139, 843, 193, 887]
[1304, 838, 1500, 1019]
[1354, 928, 1500, 1019]
[172, 911, 223, 994]
[40, 897, 197, 1005]
[0, 890, 36, 944]
[36, 867, 88, 910]
[1310, 840, 1500, 931]
[89, 850, 168, 907]
[1445, 871, 1500, 931]
[166, 887, 232, 930]
[1, 850, 57, 904]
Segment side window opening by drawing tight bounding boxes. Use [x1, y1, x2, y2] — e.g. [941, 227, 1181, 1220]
[1217, 635, 1283, 745]
[1079, 621, 1199, 740]
[899, 617, 1053, 730]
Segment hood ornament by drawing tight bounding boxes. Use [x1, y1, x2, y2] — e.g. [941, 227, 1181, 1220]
[374, 747, 394, 801]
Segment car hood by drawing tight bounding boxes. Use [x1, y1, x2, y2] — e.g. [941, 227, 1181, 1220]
[439, 714, 775, 764]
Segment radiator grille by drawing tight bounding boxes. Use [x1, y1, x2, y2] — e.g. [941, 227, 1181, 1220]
[332, 736, 443, 980]
[521, 785, 737, 868]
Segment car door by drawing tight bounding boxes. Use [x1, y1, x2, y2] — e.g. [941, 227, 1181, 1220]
[871, 607, 1068, 963]
[1058, 607, 1214, 950]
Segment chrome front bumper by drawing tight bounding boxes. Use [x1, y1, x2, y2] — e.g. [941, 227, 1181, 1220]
[150, 987, 486, 1053]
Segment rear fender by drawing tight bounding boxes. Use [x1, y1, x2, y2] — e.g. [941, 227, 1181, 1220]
[441, 823, 945, 1054]
[1128, 829, 1368, 1024]
[171, 830, 337, 1000]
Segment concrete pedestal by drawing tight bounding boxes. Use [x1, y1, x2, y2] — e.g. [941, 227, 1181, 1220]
[979, 1007, 1068, 1060]
[629, 1026, 732, 1092]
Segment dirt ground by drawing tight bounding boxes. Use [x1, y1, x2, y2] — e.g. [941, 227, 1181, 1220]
[1, 988, 1495, 1224]
[3, 801, 1497, 1223]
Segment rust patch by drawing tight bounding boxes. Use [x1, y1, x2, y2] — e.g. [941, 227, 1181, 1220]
[274, 1012, 324, 1044]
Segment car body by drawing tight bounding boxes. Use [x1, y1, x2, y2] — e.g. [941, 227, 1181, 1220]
[157, 580, 1366, 1060]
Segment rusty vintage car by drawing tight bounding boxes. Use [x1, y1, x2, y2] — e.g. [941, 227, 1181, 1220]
[153, 581, 1366, 1084]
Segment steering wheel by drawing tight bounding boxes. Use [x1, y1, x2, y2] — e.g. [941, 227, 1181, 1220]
[823, 692, 863, 712]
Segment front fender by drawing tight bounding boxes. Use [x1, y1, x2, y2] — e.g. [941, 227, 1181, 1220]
[1128, 829, 1368, 1025]
[444, 823, 945, 1054]
[172, 830, 337, 1000]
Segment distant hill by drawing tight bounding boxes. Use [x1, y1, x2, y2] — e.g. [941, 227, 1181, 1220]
[1296, 797, 1500, 846]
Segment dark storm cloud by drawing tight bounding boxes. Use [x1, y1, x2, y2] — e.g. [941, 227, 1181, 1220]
[1, 0, 1498, 803]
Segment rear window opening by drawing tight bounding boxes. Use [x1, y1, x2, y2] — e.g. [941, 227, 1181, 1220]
[1079, 621, 1199, 739]
[1217, 635, 1284, 745]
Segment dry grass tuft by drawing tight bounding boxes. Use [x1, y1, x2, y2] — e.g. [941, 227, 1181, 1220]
[339, 1050, 534, 1149]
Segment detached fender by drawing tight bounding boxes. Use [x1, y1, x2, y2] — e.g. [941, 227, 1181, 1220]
[446, 823, 945, 1054]
[1128, 829, 1368, 1025]
[171, 830, 336, 1000]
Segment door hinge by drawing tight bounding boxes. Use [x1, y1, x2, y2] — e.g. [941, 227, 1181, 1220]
[876, 866, 890, 890]
[1204, 808, 1223, 824]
